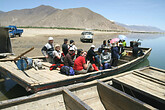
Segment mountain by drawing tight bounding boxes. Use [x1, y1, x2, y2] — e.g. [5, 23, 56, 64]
[116, 22, 164, 32]
[0, 11, 4, 14]
[0, 5, 127, 31]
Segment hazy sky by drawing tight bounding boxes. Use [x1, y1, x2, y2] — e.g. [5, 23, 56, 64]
[1, 0, 165, 30]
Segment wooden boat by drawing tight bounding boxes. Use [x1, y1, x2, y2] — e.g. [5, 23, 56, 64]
[1, 66, 164, 110]
[0, 47, 152, 93]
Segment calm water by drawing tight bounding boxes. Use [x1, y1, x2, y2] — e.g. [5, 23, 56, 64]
[0, 33, 165, 101]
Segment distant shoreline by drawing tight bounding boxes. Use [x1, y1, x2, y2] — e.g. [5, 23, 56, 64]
[17, 26, 165, 35]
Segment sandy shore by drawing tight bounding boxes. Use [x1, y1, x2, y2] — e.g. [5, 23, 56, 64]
[11, 28, 125, 57]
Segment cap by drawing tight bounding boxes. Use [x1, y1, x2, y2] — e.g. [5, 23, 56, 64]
[103, 46, 110, 50]
[48, 37, 53, 41]
[91, 45, 95, 48]
[55, 44, 60, 48]
[70, 40, 74, 44]
[69, 47, 74, 51]
[64, 39, 68, 41]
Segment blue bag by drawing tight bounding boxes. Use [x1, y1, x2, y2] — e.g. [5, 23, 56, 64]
[60, 66, 75, 75]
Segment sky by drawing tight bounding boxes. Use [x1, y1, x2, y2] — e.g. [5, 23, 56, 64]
[0, 0, 165, 30]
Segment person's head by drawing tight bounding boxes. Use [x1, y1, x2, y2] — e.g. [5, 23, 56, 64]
[81, 51, 87, 58]
[119, 40, 122, 43]
[119, 43, 123, 47]
[112, 43, 116, 47]
[134, 43, 138, 47]
[55, 44, 60, 51]
[103, 46, 109, 53]
[48, 37, 54, 44]
[68, 47, 74, 54]
[123, 40, 125, 42]
[70, 40, 75, 45]
[103, 40, 106, 45]
[64, 39, 68, 44]
[90, 45, 95, 50]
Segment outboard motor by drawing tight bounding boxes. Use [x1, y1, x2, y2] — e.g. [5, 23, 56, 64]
[0, 27, 13, 58]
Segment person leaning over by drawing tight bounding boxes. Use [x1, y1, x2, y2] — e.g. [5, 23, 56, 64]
[73, 51, 94, 74]
[64, 47, 74, 67]
[62, 38, 68, 56]
[41, 37, 54, 63]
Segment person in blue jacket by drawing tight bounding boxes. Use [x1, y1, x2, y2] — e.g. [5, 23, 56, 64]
[111, 43, 119, 67]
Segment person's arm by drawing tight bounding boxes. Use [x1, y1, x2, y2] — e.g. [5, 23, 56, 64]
[41, 46, 48, 57]
[83, 60, 89, 69]
[68, 55, 74, 66]
[54, 51, 61, 59]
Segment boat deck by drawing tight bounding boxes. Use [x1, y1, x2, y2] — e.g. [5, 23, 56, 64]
[111, 66, 165, 109]
[0, 61, 92, 91]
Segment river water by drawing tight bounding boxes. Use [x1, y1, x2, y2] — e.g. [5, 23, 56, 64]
[0, 33, 165, 101]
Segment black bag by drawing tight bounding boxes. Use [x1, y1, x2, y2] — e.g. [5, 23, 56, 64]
[60, 66, 75, 75]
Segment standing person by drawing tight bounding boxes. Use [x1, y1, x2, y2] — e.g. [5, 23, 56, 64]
[111, 43, 119, 67]
[41, 37, 54, 63]
[99, 40, 107, 53]
[118, 43, 124, 58]
[87, 45, 99, 64]
[73, 51, 94, 74]
[122, 40, 127, 47]
[99, 47, 111, 70]
[68, 40, 77, 60]
[62, 39, 68, 56]
[64, 47, 74, 67]
[68, 40, 77, 52]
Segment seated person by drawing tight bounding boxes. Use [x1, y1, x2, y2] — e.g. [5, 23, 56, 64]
[73, 51, 94, 74]
[64, 47, 74, 67]
[99, 46, 111, 70]
[41, 37, 54, 63]
[68, 40, 77, 60]
[53, 44, 63, 65]
[87, 45, 99, 64]
[132, 43, 144, 57]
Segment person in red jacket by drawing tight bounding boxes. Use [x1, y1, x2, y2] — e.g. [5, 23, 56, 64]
[73, 51, 94, 74]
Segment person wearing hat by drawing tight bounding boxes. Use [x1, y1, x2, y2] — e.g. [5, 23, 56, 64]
[86, 45, 99, 64]
[41, 37, 54, 63]
[64, 47, 75, 67]
[111, 43, 119, 67]
[99, 46, 111, 70]
[53, 44, 62, 64]
[62, 38, 68, 56]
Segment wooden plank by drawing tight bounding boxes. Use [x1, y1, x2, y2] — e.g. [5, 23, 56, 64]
[97, 81, 156, 110]
[0, 62, 38, 85]
[137, 69, 165, 83]
[133, 71, 165, 86]
[112, 74, 165, 104]
[63, 89, 93, 110]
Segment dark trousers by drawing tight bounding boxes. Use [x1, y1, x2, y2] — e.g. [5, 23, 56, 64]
[111, 58, 118, 67]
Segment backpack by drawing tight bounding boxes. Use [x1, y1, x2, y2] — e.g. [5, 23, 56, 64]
[60, 66, 75, 76]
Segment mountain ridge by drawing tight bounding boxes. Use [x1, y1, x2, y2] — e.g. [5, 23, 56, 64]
[0, 5, 127, 31]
